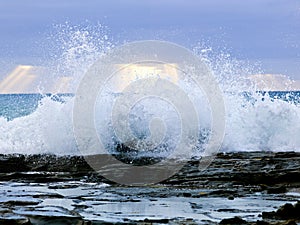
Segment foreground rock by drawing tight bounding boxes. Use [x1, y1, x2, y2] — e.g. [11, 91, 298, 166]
[262, 201, 300, 220]
[219, 201, 300, 225]
[0, 151, 299, 224]
[0, 152, 299, 188]
[0, 217, 32, 225]
[219, 216, 248, 224]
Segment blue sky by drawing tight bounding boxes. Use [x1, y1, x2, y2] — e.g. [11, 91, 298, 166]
[0, 0, 299, 78]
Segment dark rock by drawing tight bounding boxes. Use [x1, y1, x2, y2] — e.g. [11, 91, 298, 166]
[0, 154, 29, 173]
[0, 152, 299, 192]
[228, 195, 235, 200]
[32, 193, 64, 199]
[276, 220, 297, 225]
[0, 151, 298, 225]
[266, 185, 287, 194]
[0, 154, 93, 174]
[294, 201, 300, 211]
[183, 192, 192, 197]
[28, 216, 84, 225]
[219, 216, 248, 224]
[4, 200, 40, 206]
[0, 218, 32, 225]
[48, 184, 79, 189]
[143, 218, 169, 223]
[262, 202, 300, 220]
[276, 172, 300, 184]
[217, 208, 242, 213]
[262, 211, 276, 219]
[274, 152, 298, 158]
[277, 203, 296, 218]
[255, 221, 269, 225]
[209, 189, 237, 197]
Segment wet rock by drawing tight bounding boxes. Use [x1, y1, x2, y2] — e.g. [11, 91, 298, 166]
[3, 199, 41, 206]
[24, 155, 93, 173]
[32, 193, 64, 199]
[256, 220, 297, 225]
[255, 220, 269, 225]
[114, 143, 164, 166]
[143, 218, 169, 223]
[228, 195, 235, 200]
[0, 152, 299, 224]
[262, 201, 300, 220]
[0, 154, 93, 174]
[0, 152, 299, 192]
[48, 184, 79, 189]
[0, 154, 29, 172]
[274, 152, 298, 158]
[266, 185, 287, 194]
[281, 221, 297, 225]
[208, 189, 237, 198]
[28, 216, 86, 225]
[0, 217, 32, 225]
[219, 216, 248, 224]
[183, 192, 192, 197]
[217, 209, 243, 213]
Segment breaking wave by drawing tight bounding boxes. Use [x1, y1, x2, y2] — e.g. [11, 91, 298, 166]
[0, 24, 299, 155]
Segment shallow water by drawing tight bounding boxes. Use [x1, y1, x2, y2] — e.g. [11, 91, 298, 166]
[0, 179, 298, 224]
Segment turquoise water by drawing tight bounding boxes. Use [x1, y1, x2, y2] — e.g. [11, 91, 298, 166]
[1, 91, 299, 121]
[0, 94, 73, 121]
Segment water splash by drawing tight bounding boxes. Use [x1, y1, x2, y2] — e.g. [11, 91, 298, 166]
[0, 96, 76, 155]
[193, 42, 300, 152]
[47, 22, 115, 93]
[0, 24, 299, 155]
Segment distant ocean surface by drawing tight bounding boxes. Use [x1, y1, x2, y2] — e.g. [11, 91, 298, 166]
[0, 93, 73, 121]
[1, 92, 299, 121]
[0, 91, 299, 155]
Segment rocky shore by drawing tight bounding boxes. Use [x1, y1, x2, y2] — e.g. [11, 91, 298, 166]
[0, 151, 299, 224]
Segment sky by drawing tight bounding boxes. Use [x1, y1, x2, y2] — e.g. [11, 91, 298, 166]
[0, 0, 299, 79]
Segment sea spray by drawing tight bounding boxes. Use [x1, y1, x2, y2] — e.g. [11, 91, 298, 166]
[0, 24, 299, 155]
[0, 95, 76, 155]
[50, 22, 115, 92]
[193, 43, 300, 152]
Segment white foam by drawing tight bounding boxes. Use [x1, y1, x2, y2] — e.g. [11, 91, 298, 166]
[0, 97, 77, 155]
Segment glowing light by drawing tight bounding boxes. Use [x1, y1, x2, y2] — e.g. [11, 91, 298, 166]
[110, 63, 179, 91]
[0, 65, 73, 94]
[0, 65, 36, 93]
[249, 74, 300, 91]
[52, 77, 73, 94]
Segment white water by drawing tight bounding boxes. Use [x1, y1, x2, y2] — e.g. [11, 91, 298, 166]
[0, 24, 299, 155]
